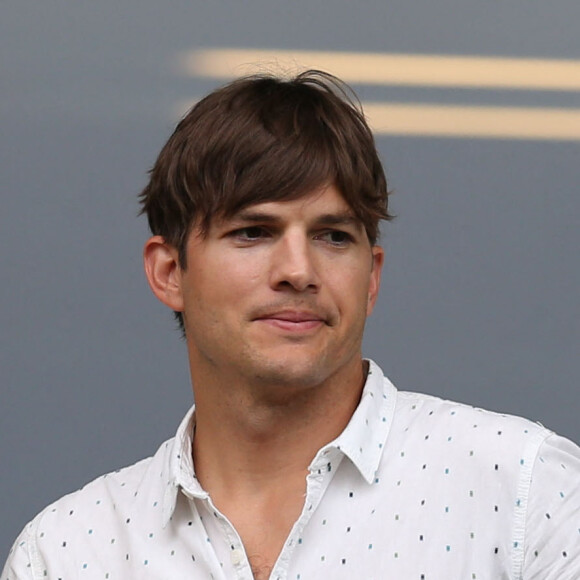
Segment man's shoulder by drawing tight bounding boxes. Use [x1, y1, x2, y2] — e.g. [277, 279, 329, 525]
[395, 387, 548, 432]
[373, 363, 549, 444]
[24, 437, 175, 541]
[2, 437, 181, 578]
[388, 386, 552, 465]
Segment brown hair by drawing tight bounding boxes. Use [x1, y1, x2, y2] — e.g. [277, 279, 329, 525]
[139, 70, 392, 330]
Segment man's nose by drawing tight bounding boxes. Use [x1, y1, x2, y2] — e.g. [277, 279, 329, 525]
[269, 233, 320, 293]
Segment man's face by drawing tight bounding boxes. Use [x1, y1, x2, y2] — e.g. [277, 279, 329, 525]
[176, 184, 383, 392]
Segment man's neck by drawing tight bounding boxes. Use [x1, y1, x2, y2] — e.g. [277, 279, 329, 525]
[188, 357, 367, 574]
[190, 357, 367, 497]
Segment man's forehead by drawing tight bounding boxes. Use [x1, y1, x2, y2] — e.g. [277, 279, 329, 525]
[221, 186, 359, 223]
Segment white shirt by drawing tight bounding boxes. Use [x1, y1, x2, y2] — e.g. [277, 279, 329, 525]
[3, 360, 580, 579]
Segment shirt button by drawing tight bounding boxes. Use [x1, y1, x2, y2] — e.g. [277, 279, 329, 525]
[231, 548, 244, 565]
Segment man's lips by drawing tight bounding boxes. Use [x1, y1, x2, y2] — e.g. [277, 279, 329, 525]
[253, 310, 327, 331]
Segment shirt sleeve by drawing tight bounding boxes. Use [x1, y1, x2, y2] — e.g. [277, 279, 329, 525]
[1, 522, 40, 580]
[523, 432, 580, 579]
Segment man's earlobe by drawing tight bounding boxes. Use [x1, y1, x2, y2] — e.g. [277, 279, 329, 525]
[143, 236, 184, 312]
[367, 246, 384, 316]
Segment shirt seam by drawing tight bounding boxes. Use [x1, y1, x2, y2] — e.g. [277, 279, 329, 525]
[511, 427, 553, 580]
[26, 516, 44, 580]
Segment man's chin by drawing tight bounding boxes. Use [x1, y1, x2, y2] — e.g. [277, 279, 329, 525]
[243, 348, 361, 400]
[247, 352, 333, 390]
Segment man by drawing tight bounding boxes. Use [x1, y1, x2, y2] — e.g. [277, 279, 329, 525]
[3, 71, 580, 579]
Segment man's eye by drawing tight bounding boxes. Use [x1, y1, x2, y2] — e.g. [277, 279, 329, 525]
[318, 230, 353, 246]
[232, 226, 268, 241]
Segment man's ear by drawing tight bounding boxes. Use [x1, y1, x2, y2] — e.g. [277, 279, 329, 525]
[367, 245, 384, 317]
[143, 236, 184, 312]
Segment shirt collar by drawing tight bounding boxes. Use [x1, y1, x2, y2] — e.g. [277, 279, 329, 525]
[162, 406, 206, 526]
[312, 359, 397, 484]
[162, 359, 397, 524]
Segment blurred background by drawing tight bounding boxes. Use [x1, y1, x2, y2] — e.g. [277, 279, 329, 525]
[1, 0, 579, 559]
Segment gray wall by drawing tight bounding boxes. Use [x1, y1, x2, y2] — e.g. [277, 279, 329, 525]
[2, 0, 579, 560]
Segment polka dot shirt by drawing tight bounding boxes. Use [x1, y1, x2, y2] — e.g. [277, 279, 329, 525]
[3, 360, 580, 579]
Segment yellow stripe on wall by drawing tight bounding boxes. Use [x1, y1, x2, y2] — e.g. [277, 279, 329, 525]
[363, 103, 580, 140]
[178, 48, 580, 92]
[174, 98, 580, 141]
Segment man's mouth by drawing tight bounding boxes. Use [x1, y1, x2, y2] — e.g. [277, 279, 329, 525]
[254, 310, 327, 332]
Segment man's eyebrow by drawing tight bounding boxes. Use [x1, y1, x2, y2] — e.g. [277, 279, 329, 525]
[230, 211, 282, 224]
[230, 210, 361, 227]
[314, 213, 361, 227]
